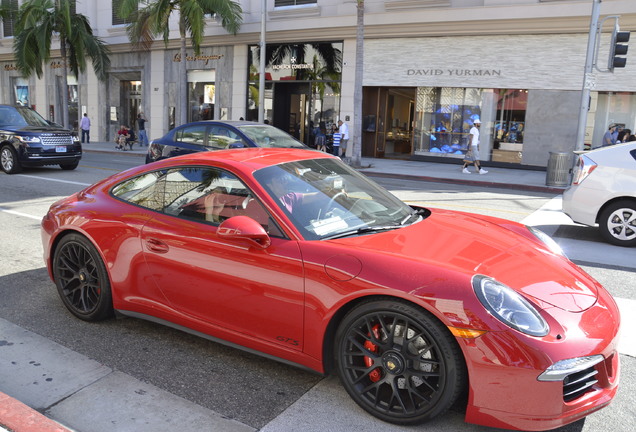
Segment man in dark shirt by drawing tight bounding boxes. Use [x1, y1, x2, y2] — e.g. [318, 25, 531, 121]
[137, 113, 148, 146]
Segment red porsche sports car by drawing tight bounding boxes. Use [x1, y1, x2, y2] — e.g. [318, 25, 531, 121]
[41, 148, 620, 430]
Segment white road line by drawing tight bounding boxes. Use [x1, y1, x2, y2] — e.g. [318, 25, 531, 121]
[0, 207, 42, 221]
[17, 174, 91, 187]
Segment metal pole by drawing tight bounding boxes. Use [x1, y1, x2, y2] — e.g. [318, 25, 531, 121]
[575, 0, 602, 151]
[258, 0, 266, 123]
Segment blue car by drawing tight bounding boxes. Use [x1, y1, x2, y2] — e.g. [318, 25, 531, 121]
[146, 120, 308, 164]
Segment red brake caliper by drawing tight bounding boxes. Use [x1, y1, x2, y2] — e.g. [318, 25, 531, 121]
[364, 324, 382, 382]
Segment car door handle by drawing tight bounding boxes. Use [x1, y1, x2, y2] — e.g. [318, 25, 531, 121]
[145, 238, 169, 254]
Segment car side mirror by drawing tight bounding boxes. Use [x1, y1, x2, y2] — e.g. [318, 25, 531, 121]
[229, 141, 245, 148]
[217, 215, 271, 249]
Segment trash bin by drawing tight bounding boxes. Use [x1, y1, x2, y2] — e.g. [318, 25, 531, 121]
[545, 152, 571, 187]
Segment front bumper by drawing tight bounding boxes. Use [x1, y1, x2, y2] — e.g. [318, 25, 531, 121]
[460, 284, 620, 432]
[19, 146, 82, 167]
[464, 343, 619, 431]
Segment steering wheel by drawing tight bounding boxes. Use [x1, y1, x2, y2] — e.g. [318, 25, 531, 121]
[320, 191, 347, 220]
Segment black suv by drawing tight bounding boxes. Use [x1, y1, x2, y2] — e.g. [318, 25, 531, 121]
[0, 105, 81, 174]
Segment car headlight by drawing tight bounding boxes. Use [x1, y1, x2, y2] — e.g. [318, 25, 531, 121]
[527, 226, 565, 257]
[15, 135, 41, 145]
[473, 275, 549, 337]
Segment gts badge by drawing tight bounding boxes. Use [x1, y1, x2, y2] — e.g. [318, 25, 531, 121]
[276, 336, 299, 346]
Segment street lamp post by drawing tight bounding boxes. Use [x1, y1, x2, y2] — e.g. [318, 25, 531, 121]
[575, 0, 602, 152]
[258, 0, 266, 123]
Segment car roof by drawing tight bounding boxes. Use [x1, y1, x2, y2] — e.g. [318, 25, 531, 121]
[173, 120, 268, 128]
[149, 147, 336, 172]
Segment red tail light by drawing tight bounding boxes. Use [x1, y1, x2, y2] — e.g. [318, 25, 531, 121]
[572, 155, 597, 185]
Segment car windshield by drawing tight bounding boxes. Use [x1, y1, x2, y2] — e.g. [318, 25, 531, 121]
[254, 157, 424, 240]
[236, 124, 306, 148]
[0, 106, 52, 128]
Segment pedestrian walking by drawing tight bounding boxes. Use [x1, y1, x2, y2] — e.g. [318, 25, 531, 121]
[137, 113, 149, 146]
[461, 119, 488, 174]
[79, 113, 91, 144]
[338, 119, 349, 158]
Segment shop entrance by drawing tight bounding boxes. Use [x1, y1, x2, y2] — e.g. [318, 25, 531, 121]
[273, 82, 311, 144]
[362, 87, 416, 159]
[121, 79, 142, 129]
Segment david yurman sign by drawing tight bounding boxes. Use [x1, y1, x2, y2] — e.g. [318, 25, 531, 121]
[407, 69, 502, 76]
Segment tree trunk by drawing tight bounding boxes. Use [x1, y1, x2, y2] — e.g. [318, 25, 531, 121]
[179, 22, 188, 126]
[351, 1, 364, 167]
[60, 37, 70, 130]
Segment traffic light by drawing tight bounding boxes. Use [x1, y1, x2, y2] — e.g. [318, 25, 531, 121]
[609, 26, 630, 69]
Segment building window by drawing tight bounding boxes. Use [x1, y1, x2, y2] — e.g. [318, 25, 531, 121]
[1, 0, 18, 38]
[188, 70, 216, 122]
[414, 87, 486, 158]
[492, 89, 527, 163]
[112, 0, 136, 25]
[274, 0, 317, 6]
[412, 87, 528, 164]
[12, 77, 29, 106]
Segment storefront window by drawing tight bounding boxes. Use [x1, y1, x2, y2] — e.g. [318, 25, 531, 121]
[413, 87, 527, 163]
[590, 92, 636, 148]
[413, 87, 485, 158]
[12, 77, 29, 106]
[492, 89, 527, 163]
[188, 70, 215, 122]
[66, 75, 79, 130]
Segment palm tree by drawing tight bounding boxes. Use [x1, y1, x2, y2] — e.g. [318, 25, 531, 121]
[120, 0, 242, 126]
[13, 0, 111, 129]
[351, 0, 364, 167]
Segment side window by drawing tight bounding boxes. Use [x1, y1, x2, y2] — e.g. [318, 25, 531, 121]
[111, 171, 167, 211]
[207, 126, 246, 149]
[175, 125, 206, 145]
[160, 166, 285, 237]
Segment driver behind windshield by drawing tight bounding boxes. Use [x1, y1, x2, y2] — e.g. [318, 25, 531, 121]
[266, 170, 340, 217]
[256, 159, 416, 240]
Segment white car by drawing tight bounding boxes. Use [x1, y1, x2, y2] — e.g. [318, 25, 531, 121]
[562, 142, 636, 247]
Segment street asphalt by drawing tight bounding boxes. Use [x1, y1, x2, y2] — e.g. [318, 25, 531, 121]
[1, 142, 567, 431]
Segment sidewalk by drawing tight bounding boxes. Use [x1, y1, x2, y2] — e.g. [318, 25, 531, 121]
[80, 141, 567, 194]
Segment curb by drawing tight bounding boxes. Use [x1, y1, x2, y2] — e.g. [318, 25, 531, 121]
[0, 392, 72, 432]
[360, 171, 567, 194]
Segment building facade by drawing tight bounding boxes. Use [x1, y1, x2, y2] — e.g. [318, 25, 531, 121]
[1, 0, 635, 168]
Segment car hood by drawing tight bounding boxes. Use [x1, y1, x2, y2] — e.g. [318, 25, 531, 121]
[330, 209, 598, 312]
[17, 125, 72, 134]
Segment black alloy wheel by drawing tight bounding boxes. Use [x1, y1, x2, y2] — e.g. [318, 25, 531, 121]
[335, 300, 466, 425]
[53, 233, 114, 321]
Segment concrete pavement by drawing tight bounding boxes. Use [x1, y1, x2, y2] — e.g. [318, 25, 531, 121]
[2, 142, 567, 431]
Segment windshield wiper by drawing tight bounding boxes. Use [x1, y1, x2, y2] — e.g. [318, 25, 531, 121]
[322, 225, 404, 240]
